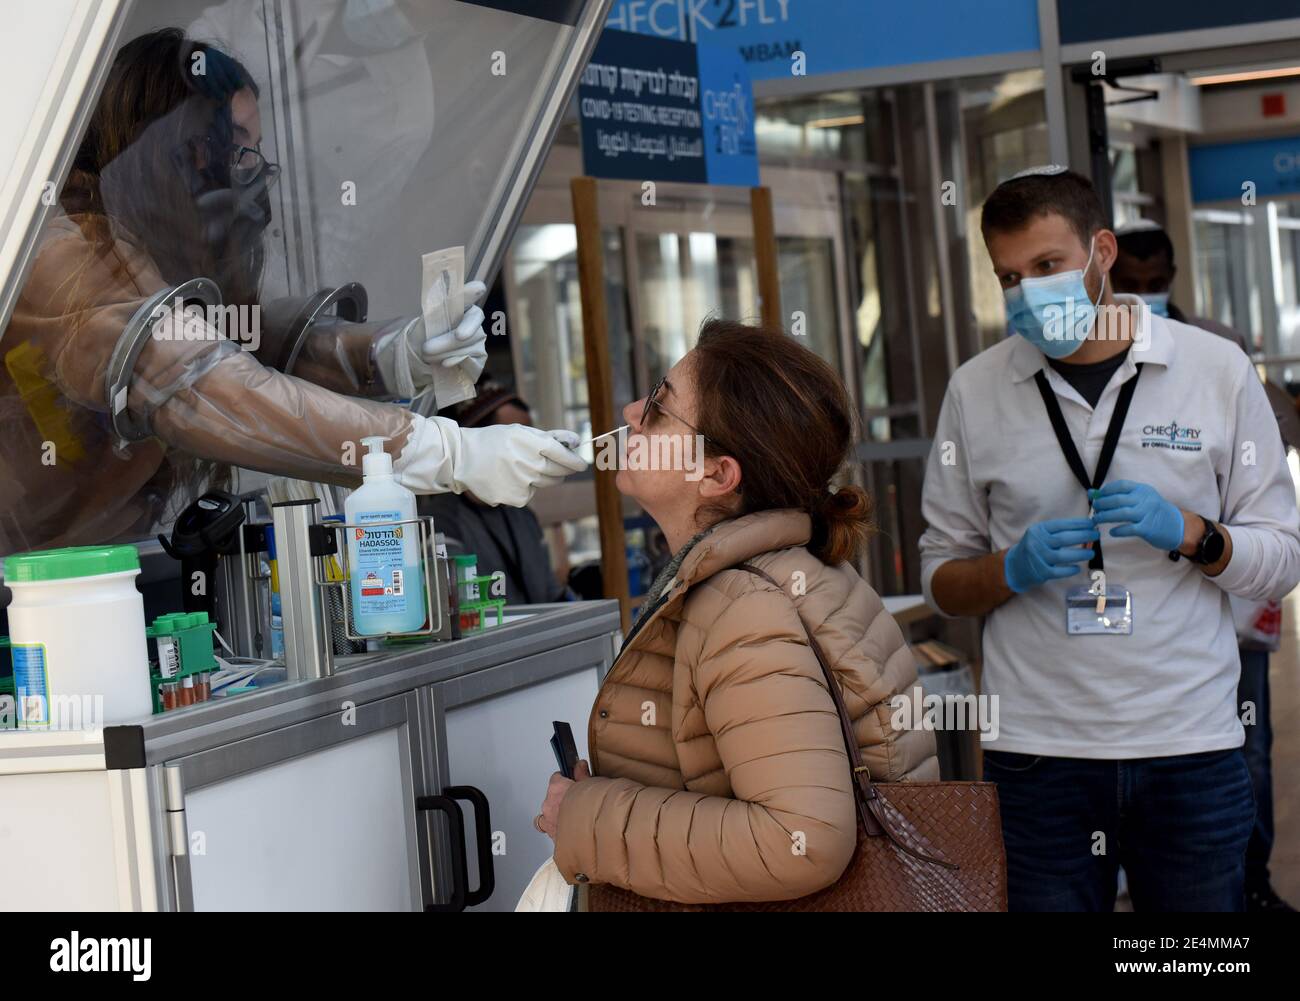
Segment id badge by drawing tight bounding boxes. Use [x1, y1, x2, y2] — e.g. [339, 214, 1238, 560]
[1066, 580, 1133, 635]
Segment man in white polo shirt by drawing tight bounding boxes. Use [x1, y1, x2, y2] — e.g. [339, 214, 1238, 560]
[919, 166, 1300, 911]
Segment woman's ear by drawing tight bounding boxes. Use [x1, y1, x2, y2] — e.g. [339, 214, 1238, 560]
[698, 454, 742, 500]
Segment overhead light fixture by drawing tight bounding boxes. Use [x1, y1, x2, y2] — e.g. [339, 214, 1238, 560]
[807, 113, 866, 129]
[1191, 65, 1300, 86]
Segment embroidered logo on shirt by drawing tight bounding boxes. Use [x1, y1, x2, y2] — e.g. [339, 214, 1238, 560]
[1141, 420, 1203, 452]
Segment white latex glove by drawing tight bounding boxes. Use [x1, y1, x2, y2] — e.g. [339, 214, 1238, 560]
[393, 415, 587, 507]
[422, 280, 488, 373]
[374, 281, 488, 399]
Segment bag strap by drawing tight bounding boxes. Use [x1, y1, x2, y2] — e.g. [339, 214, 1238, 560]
[736, 563, 956, 869]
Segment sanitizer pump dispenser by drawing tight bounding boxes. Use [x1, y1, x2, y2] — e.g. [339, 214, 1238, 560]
[345, 437, 426, 635]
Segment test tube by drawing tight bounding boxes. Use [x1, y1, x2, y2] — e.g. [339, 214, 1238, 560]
[179, 675, 196, 707]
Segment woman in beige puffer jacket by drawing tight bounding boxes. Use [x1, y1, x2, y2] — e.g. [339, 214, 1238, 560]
[536, 319, 939, 905]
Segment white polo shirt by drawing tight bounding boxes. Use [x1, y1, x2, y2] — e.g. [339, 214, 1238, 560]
[919, 296, 1300, 759]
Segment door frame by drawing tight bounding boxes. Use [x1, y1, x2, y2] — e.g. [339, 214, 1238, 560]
[507, 144, 859, 417]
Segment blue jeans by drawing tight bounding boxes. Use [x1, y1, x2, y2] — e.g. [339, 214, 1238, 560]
[985, 747, 1255, 911]
[1237, 648, 1275, 891]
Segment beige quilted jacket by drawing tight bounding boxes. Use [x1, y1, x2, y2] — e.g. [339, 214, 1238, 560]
[554, 509, 939, 904]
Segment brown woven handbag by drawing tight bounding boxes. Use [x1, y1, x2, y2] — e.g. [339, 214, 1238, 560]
[587, 564, 1007, 912]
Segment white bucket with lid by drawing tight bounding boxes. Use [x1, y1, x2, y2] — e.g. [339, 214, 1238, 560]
[4, 544, 152, 731]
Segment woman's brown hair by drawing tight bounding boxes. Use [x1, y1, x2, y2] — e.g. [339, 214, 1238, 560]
[690, 318, 873, 564]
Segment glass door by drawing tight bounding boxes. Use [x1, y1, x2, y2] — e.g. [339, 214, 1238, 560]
[500, 146, 853, 579]
[504, 148, 853, 446]
[624, 167, 852, 391]
[1194, 197, 1300, 387]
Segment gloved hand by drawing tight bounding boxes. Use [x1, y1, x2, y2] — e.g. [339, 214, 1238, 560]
[373, 281, 488, 399]
[1003, 517, 1100, 593]
[394, 415, 587, 507]
[1089, 480, 1185, 551]
[421, 280, 489, 372]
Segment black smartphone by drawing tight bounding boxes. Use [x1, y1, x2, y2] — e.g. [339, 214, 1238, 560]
[550, 720, 579, 779]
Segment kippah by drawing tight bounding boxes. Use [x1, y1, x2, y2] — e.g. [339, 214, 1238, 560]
[1004, 163, 1069, 182]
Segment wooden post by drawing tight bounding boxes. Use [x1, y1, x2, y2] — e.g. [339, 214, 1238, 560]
[750, 185, 782, 329]
[571, 177, 631, 633]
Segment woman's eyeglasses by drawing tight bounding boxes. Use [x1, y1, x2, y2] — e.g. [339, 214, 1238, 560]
[179, 135, 280, 187]
[640, 376, 719, 449]
[230, 142, 278, 186]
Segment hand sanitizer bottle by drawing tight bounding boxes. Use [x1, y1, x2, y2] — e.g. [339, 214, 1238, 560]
[345, 436, 426, 635]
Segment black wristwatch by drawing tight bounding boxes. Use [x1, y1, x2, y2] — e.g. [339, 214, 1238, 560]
[1168, 516, 1225, 566]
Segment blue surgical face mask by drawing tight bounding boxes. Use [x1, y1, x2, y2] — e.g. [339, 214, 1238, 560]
[1003, 238, 1106, 359]
[1141, 291, 1170, 318]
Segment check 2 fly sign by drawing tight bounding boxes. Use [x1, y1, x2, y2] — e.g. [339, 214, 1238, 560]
[578, 29, 759, 186]
[604, 0, 1042, 81]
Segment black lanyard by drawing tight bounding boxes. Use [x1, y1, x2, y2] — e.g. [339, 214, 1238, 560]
[1032, 363, 1144, 571]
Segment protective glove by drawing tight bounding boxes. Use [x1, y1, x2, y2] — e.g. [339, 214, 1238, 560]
[1003, 517, 1100, 593]
[373, 281, 488, 399]
[1089, 480, 1185, 552]
[421, 280, 489, 371]
[393, 415, 587, 507]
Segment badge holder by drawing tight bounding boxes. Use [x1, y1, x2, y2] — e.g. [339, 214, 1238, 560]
[1035, 364, 1144, 639]
[1066, 573, 1132, 635]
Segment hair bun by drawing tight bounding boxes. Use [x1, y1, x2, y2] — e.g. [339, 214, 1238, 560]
[811, 485, 874, 564]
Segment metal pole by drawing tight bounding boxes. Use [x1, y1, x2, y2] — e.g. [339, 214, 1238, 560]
[750, 186, 783, 329]
[271, 498, 334, 681]
[923, 82, 961, 376]
[1037, 0, 1071, 167]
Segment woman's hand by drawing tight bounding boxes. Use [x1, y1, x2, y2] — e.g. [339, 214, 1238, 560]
[536, 760, 590, 839]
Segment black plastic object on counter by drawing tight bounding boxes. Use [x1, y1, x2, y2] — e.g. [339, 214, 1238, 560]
[157, 489, 247, 623]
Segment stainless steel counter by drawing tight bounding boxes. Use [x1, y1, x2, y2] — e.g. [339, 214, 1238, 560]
[0, 600, 621, 912]
[138, 601, 619, 762]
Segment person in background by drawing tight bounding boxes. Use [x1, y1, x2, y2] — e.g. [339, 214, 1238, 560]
[1113, 219, 1296, 912]
[419, 377, 571, 605]
[1111, 219, 1250, 345]
[921, 166, 1300, 911]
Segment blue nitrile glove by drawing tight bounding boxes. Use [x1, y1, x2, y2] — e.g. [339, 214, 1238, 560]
[1003, 517, 1100, 593]
[1089, 480, 1185, 552]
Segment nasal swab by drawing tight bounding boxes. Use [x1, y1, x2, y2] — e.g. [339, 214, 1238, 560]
[582, 425, 628, 446]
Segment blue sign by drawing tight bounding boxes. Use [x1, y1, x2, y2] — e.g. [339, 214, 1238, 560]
[1057, 0, 1299, 45]
[605, 0, 1041, 81]
[579, 30, 759, 186]
[1188, 136, 1300, 204]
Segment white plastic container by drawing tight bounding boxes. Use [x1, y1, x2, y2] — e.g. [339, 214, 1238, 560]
[345, 437, 426, 635]
[3, 544, 152, 730]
